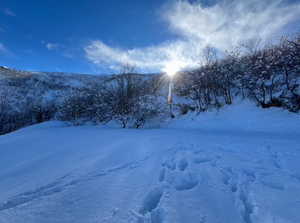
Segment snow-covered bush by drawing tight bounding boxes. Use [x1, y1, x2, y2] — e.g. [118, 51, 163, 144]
[56, 74, 168, 128]
[57, 87, 113, 125]
[130, 95, 168, 128]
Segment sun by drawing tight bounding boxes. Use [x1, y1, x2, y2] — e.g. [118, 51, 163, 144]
[163, 61, 183, 77]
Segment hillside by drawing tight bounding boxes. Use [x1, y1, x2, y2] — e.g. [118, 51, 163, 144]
[0, 66, 162, 134]
[0, 103, 299, 223]
[1, 35, 300, 136]
[0, 66, 112, 99]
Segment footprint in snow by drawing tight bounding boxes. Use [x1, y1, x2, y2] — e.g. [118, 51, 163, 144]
[178, 158, 188, 171]
[158, 168, 166, 182]
[194, 157, 211, 164]
[139, 187, 164, 215]
[162, 159, 176, 171]
[174, 172, 199, 191]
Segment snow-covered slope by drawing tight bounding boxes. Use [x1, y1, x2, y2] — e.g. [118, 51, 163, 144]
[0, 103, 300, 223]
[169, 101, 300, 134]
[0, 66, 108, 112]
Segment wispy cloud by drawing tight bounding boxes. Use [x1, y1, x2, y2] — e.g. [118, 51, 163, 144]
[43, 41, 78, 59]
[0, 43, 12, 56]
[0, 43, 6, 53]
[45, 43, 60, 51]
[166, 0, 300, 51]
[85, 0, 300, 73]
[85, 40, 200, 72]
[3, 8, 16, 17]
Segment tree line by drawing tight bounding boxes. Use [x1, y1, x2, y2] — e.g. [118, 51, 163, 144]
[175, 36, 300, 112]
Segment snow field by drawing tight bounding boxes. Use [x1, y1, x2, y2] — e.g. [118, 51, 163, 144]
[0, 103, 300, 223]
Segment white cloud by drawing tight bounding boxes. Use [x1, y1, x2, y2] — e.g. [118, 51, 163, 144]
[0, 43, 14, 57]
[44, 41, 77, 59]
[4, 8, 16, 17]
[85, 40, 201, 72]
[85, 0, 300, 73]
[45, 43, 60, 51]
[0, 43, 8, 54]
[166, 0, 300, 51]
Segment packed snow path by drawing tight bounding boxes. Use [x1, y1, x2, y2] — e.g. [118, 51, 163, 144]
[1, 120, 300, 223]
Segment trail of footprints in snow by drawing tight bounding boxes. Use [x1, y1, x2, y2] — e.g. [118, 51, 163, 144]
[160, 151, 199, 191]
[136, 145, 296, 223]
[0, 155, 153, 212]
[0, 174, 71, 212]
[266, 146, 282, 170]
[265, 146, 300, 190]
[134, 146, 215, 223]
[219, 166, 257, 223]
[192, 146, 258, 223]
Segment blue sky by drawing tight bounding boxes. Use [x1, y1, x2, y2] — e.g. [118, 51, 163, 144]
[0, 0, 299, 74]
[0, 0, 174, 73]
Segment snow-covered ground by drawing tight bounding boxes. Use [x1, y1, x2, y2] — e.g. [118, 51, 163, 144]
[0, 102, 300, 223]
